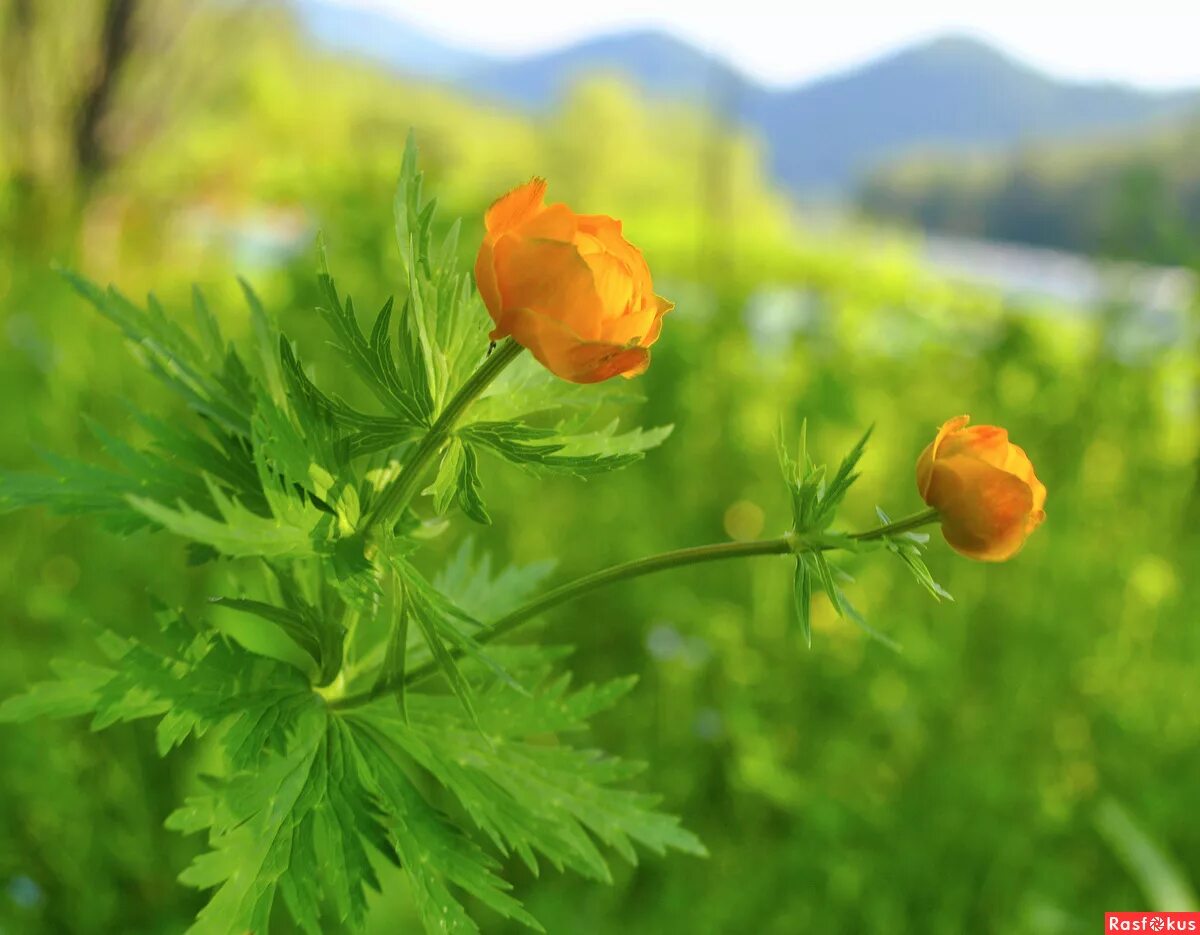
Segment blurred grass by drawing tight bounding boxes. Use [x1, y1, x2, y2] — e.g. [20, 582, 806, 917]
[1, 3, 1198, 933]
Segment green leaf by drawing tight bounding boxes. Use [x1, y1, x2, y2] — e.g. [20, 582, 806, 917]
[433, 540, 556, 621]
[405, 576, 480, 726]
[792, 558, 812, 648]
[431, 437, 467, 517]
[809, 551, 845, 617]
[463, 419, 671, 476]
[128, 474, 327, 560]
[876, 506, 953, 602]
[837, 590, 902, 652]
[354, 669, 706, 888]
[455, 443, 491, 525]
[350, 716, 542, 933]
[779, 421, 870, 533]
[473, 355, 644, 424]
[209, 597, 325, 672]
[431, 441, 492, 525]
[0, 659, 114, 722]
[815, 425, 872, 529]
[0, 414, 234, 534]
[393, 132, 492, 411]
[63, 272, 256, 437]
[278, 335, 423, 459]
[373, 574, 411, 720]
[173, 705, 381, 935]
[315, 271, 432, 426]
[0, 609, 311, 760]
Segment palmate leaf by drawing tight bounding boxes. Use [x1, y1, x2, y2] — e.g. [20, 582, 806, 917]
[315, 267, 433, 427]
[434, 540, 556, 621]
[462, 419, 672, 476]
[278, 336, 423, 459]
[352, 667, 706, 888]
[351, 718, 542, 934]
[391, 556, 523, 719]
[0, 608, 312, 762]
[172, 705, 539, 935]
[394, 132, 492, 410]
[0, 452, 170, 533]
[170, 704, 344, 935]
[0, 412, 254, 534]
[429, 438, 491, 525]
[129, 476, 326, 559]
[472, 353, 644, 425]
[63, 272, 257, 438]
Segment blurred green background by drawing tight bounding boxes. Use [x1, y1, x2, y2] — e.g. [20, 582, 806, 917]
[1, 2, 1198, 933]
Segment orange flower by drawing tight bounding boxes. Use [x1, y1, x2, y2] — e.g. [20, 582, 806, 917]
[474, 179, 672, 384]
[916, 415, 1046, 562]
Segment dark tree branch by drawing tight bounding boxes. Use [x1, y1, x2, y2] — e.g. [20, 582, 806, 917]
[74, 0, 139, 183]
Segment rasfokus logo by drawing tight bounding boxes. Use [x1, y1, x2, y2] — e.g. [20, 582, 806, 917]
[1106, 913, 1200, 932]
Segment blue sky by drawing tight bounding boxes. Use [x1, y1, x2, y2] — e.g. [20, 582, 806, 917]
[328, 0, 1200, 90]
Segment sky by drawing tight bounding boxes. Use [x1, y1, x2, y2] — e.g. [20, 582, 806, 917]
[327, 0, 1200, 90]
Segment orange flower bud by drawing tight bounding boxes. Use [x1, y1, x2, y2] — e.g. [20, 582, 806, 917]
[474, 179, 672, 384]
[916, 415, 1046, 562]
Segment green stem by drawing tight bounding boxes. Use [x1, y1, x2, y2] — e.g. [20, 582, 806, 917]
[362, 338, 523, 537]
[851, 507, 939, 541]
[330, 507, 939, 710]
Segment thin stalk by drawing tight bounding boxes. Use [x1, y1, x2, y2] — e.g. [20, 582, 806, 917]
[329, 508, 939, 710]
[851, 507, 939, 541]
[362, 339, 523, 537]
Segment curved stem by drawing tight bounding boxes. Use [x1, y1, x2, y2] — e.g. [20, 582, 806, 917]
[362, 339, 523, 537]
[851, 507, 939, 541]
[330, 508, 939, 710]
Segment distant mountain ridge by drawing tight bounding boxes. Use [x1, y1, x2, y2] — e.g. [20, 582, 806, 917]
[294, 1, 1200, 192]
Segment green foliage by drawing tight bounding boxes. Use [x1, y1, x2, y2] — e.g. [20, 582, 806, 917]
[5, 8, 1197, 931]
[777, 424, 947, 648]
[0, 139, 700, 935]
[859, 117, 1200, 264]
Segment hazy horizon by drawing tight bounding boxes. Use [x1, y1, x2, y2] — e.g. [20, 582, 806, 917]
[322, 0, 1200, 91]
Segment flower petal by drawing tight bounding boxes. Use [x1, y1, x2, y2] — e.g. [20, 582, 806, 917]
[939, 424, 1011, 468]
[926, 455, 1035, 561]
[491, 236, 604, 341]
[916, 414, 970, 499]
[473, 238, 503, 328]
[582, 250, 635, 320]
[504, 307, 650, 383]
[484, 178, 548, 235]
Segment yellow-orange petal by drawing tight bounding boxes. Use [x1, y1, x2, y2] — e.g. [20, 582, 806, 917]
[1002, 441, 1047, 525]
[512, 201, 577, 242]
[491, 236, 604, 341]
[916, 414, 970, 499]
[485, 178, 548, 235]
[640, 296, 673, 348]
[602, 306, 658, 347]
[504, 306, 650, 383]
[578, 214, 653, 288]
[582, 250, 635, 320]
[473, 238, 503, 327]
[926, 455, 1035, 561]
[939, 424, 1011, 468]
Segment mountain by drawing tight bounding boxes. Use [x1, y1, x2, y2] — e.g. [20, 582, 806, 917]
[748, 36, 1199, 191]
[294, 3, 1200, 192]
[459, 29, 749, 109]
[291, 0, 491, 79]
